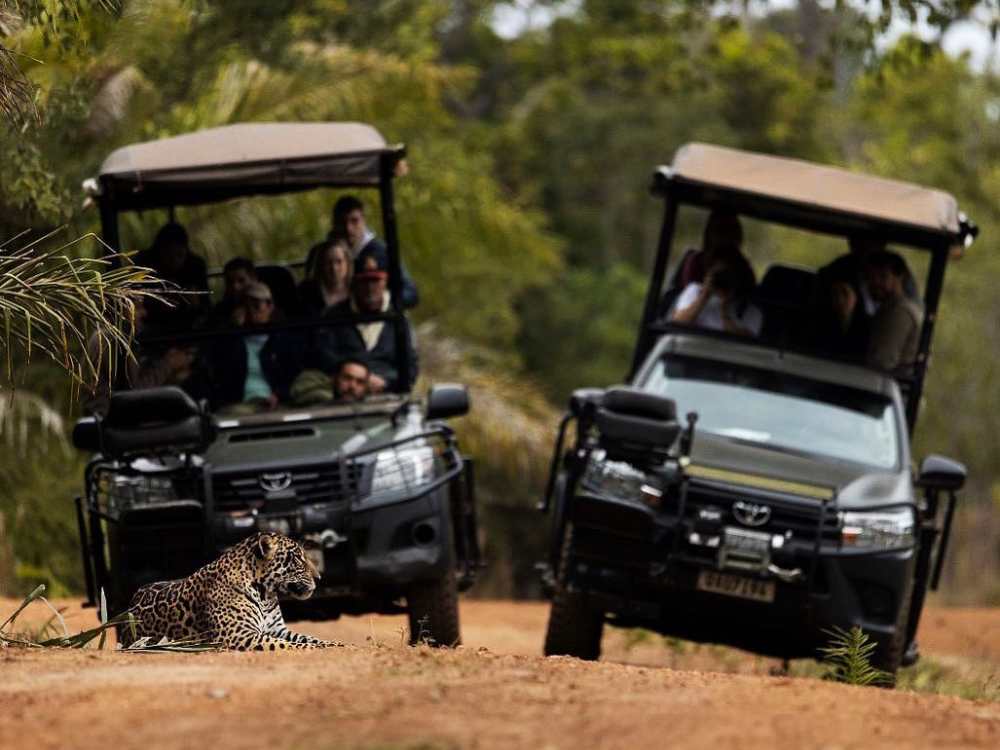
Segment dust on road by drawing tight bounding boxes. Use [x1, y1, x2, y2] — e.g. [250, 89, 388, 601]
[2, 598, 999, 750]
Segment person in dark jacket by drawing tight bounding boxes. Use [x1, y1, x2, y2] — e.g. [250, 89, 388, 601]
[208, 282, 305, 413]
[204, 256, 257, 329]
[133, 222, 210, 331]
[330, 195, 419, 309]
[312, 255, 417, 394]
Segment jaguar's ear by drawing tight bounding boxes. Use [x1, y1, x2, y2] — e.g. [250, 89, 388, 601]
[255, 533, 276, 561]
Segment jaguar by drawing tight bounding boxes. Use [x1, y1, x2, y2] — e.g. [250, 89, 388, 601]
[119, 532, 343, 651]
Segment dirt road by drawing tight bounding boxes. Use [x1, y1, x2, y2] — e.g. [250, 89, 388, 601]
[2, 598, 999, 749]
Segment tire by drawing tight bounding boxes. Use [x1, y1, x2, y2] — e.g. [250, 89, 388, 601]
[869, 576, 914, 687]
[407, 573, 461, 647]
[543, 524, 604, 660]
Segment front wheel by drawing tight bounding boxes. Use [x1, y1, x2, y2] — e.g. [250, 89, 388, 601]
[543, 524, 604, 660]
[407, 573, 461, 647]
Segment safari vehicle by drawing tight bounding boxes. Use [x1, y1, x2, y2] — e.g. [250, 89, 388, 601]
[539, 143, 977, 678]
[72, 122, 482, 645]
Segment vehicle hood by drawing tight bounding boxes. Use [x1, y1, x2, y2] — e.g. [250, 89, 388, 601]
[689, 433, 913, 507]
[203, 411, 402, 473]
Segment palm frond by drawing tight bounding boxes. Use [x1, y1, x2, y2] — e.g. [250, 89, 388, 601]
[0, 230, 167, 393]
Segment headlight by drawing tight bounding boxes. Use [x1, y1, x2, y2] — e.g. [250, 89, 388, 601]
[840, 507, 915, 551]
[368, 445, 437, 502]
[581, 451, 663, 507]
[104, 473, 177, 515]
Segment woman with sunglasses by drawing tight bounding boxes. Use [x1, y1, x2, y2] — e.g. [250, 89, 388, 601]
[208, 282, 305, 414]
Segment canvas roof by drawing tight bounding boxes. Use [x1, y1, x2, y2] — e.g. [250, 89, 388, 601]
[658, 143, 966, 244]
[94, 122, 402, 210]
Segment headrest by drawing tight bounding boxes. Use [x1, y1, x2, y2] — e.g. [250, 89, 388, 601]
[105, 386, 201, 430]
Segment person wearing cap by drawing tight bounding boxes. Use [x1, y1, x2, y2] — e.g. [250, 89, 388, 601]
[133, 222, 210, 331]
[312, 254, 418, 394]
[330, 195, 419, 309]
[208, 281, 305, 413]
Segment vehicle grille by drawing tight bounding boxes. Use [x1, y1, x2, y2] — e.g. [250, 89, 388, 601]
[684, 483, 840, 541]
[211, 463, 364, 512]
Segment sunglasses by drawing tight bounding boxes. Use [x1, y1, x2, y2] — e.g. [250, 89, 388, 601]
[248, 297, 273, 307]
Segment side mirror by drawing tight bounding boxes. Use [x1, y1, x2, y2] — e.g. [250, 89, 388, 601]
[918, 454, 966, 492]
[72, 417, 101, 453]
[427, 384, 470, 420]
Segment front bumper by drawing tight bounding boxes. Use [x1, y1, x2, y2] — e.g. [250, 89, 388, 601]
[565, 490, 915, 658]
[210, 486, 453, 596]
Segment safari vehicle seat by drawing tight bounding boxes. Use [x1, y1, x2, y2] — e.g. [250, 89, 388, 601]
[73, 386, 214, 457]
[755, 263, 817, 347]
[256, 264, 300, 318]
[595, 387, 681, 465]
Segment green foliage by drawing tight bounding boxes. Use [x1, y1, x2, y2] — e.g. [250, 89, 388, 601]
[819, 626, 892, 687]
[518, 263, 645, 400]
[4, 1, 1000, 599]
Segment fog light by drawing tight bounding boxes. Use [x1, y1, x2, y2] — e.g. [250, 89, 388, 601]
[640, 484, 663, 509]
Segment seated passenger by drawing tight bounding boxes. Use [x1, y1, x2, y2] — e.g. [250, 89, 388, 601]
[671, 210, 746, 289]
[864, 250, 922, 375]
[205, 257, 257, 329]
[333, 357, 370, 402]
[670, 253, 762, 338]
[208, 282, 304, 414]
[818, 235, 920, 316]
[83, 298, 196, 415]
[133, 222, 210, 330]
[312, 255, 418, 394]
[298, 238, 352, 316]
[812, 263, 871, 358]
[331, 195, 419, 309]
[288, 358, 370, 407]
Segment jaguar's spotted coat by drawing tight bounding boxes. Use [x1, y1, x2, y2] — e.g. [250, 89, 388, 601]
[119, 532, 342, 651]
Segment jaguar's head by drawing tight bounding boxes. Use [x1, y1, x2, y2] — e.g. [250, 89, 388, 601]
[252, 532, 319, 600]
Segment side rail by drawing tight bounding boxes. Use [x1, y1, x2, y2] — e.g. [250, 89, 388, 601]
[77, 456, 206, 609]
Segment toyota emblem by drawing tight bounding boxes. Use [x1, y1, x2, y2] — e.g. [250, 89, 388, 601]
[259, 472, 293, 493]
[732, 500, 771, 527]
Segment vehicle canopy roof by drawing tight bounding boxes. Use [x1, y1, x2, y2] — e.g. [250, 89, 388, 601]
[89, 122, 405, 212]
[654, 142, 975, 250]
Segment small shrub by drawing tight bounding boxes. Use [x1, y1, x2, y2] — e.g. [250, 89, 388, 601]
[819, 626, 892, 687]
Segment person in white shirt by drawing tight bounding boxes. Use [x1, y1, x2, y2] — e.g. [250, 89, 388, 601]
[670, 253, 762, 338]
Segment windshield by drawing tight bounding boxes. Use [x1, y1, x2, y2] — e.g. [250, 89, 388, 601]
[640, 355, 900, 470]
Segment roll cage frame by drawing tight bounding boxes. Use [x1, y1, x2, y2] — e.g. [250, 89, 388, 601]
[92, 124, 414, 391]
[631, 165, 978, 434]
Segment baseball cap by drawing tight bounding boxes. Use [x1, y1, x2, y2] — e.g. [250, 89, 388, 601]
[244, 282, 273, 301]
[354, 250, 388, 281]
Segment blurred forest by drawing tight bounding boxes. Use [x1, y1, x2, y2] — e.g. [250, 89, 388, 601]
[2, 0, 1000, 602]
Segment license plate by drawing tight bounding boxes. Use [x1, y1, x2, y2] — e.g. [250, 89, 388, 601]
[722, 527, 771, 555]
[696, 570, 775, 603]
[305, 547, 325, 575]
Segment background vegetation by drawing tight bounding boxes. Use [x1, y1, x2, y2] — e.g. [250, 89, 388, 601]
[2, 0, 1000, 601]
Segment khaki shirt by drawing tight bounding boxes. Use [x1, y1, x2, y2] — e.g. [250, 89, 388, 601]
[867, 297, 922, 374]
